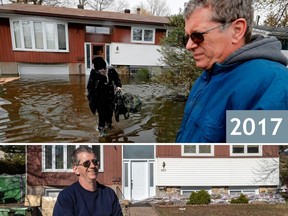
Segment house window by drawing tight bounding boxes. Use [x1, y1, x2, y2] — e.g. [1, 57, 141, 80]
[124, 163, 129, 187]
[231, 145, 262, 156]
[11, 19, 68, 52]
[86, 26, 110, 34]
[34, 22, 44, 49]
[123, 145, 154, 159]
[181, 186, 212, 197]
[182, 145, 214, 156]
[44, 188, 63, 197]
[22, 21, 32, 49]
[229, 186, 259, 195]
[13, 21, 21, 48]
[42, 145, 103, 172]
[149, 162, 154, 187]
[131, 27, 155, 43]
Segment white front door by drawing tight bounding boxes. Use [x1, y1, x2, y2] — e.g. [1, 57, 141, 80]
[131, 161, 148, 200]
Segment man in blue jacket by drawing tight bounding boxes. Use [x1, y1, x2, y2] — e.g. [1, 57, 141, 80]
[53, 146, 123, 216]
[176, 0, 288, 143]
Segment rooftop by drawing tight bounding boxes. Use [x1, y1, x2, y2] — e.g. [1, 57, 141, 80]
[0, 3, 169, 26]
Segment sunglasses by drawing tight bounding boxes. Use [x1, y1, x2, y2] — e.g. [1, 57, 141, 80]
[184, 23, 228, 45]
[77, 159, 99, 168]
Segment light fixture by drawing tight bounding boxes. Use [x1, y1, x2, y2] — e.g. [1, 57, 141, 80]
[162, 161, 166, 169]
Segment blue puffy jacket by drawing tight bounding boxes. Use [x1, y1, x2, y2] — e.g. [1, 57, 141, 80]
[176, 35, 288, 143]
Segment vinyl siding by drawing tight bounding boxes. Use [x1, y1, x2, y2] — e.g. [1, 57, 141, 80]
[110, 43, 164, 66]
[156, 145, 278, 158]
[156, 157, 279, 186]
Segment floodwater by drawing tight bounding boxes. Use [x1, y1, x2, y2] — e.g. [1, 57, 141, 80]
[0, 75, 185, 143]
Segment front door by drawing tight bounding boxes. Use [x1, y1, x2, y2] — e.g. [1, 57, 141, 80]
[131, 161, 148, 200]
[84, 43, 106, 74]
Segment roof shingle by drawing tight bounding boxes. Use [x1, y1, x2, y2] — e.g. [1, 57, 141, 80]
[0, 3, 169, 26]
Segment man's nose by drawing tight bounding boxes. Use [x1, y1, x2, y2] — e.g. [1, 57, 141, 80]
[186, 38, 198, 50]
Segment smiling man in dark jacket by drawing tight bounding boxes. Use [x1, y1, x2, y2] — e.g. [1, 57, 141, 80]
[53, 146, 123, 216]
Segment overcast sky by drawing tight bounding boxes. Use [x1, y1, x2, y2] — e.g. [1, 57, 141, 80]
[130, 0, 187, 15]
[1, 0, 188, 15]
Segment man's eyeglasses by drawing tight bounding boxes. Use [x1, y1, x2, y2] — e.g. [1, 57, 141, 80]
[77, 159, 99, 168]
[184, 23, 228, 45]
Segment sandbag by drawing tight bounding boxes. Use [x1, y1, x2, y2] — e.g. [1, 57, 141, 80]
[123, 93, 142, 113]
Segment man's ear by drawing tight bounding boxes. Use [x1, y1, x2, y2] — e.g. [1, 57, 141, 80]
[231, 18, 246, 44]
[73, 165, 80, 176]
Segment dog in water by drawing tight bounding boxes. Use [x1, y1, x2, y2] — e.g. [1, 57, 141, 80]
[114, 91, 142, 122]
[114, 90, 129, 122]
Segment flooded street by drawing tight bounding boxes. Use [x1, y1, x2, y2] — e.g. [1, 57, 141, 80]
[0, 75, 185, 143]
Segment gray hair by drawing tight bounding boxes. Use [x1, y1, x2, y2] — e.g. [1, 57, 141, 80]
[71, 146, 95, 165]
[184, 0, 254, 43]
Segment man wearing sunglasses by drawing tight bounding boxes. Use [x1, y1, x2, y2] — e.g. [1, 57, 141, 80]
[176, 0, 288, 142]
[53, 146, 123, 216]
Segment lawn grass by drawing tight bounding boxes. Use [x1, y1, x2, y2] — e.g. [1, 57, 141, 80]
[154, 203, 288, 216]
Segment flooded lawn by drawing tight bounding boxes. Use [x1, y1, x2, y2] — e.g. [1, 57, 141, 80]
[0, 75, 185, 143]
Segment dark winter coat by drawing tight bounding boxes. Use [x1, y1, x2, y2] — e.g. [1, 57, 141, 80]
[87, 67, 122, 115]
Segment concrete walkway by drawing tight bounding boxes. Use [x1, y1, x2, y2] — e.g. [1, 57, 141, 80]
[128, 206, 159, 216]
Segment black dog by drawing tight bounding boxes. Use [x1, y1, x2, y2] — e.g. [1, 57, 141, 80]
[114, 90, 129, 122]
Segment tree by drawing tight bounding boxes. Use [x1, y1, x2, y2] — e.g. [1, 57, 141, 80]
[280, 155, 288, 186]
[264, 12, 280, 26]
[0, 145, 25, 154]
[0, 146, 25, 164]
[107, 0, 128, 13]
[146, 0, 170, 16]
[279, 146, 288, 186]
[133, 0, 170, 16]
[254, 0, 288, 27]
[86, 0, 114, 11]
[5, 0, 123, 11]
[77, 0, 128, 12]
[0, 146, 25, 174]
[8, 0, 43, 4]
[6, 0, 62, 6]
[155, 14, 201, 97]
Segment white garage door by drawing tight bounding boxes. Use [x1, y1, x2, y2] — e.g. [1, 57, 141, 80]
[19, 64, 69, 76]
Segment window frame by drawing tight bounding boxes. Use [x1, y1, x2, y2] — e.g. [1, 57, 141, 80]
[229, 186, 259, 195]
[230, 145, 262, 156]
[180, 186, 212, 197]
[86, 26, 111, 34]
[181, 145, 214, 156]
[131, 27, 155, 44]
[10, 17, 69, 52]
[42, 145, 104, 172]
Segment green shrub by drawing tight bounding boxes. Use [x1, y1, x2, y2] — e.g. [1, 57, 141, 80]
[280, 192, 288, 202]
[187, 190, 210, 205]
[230, 193, 249, 204]
[136, 68, 150, 80]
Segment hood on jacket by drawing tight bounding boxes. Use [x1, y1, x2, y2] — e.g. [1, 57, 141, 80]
[222, 35, 288, 66]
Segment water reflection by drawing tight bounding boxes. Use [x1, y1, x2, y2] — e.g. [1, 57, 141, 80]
[0, 75, 185, 143]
